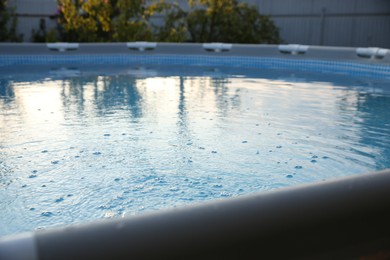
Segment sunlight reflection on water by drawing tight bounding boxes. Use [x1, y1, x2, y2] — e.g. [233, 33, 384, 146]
[0, 64, 389, 236]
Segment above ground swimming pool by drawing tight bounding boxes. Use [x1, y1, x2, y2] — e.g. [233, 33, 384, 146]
[0, 43, 390, 240]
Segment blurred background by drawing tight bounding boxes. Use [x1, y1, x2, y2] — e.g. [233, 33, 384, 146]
[2, 0, 390, 47]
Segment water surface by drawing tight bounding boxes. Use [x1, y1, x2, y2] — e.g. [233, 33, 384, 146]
[1, 65, 389, 236]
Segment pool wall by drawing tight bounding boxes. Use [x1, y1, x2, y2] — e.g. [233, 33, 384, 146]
[1, 43, 390, 78]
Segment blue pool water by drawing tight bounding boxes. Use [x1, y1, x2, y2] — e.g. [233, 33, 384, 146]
[0, 64, 390, 236]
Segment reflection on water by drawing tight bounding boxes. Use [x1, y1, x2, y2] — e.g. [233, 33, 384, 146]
[60, 74, 143, 119]
[0, 64, 389, 236]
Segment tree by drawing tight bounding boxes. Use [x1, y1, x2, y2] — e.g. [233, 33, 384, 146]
[57, 0, 112, 42]
[111, 0, 153, 41]
[56, 0, 281, 44]
[187, 0, 280, 43]
[150, 1, 188, 42]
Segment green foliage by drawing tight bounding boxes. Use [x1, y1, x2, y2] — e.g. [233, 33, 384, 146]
[57, 0, 156, 42]
[111, 0, 153, 41]
[0, 0, 23, 41]
[31, 18, 59, 42]
[150, 1, 188, 42]
[31, 19, 47, 42]
[55, 0, 280, 44]
[45, 28, 60, 42]
[57, 0, 112, 42]
[187, 0, 280, 43]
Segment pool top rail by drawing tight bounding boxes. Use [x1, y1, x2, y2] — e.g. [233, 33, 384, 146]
[1, 43, 389, 79]
[0, 42, 389, 63]
[1, 169, 390, 259]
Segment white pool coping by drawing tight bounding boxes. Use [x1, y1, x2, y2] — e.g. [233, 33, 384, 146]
[0, 42, 389, 64]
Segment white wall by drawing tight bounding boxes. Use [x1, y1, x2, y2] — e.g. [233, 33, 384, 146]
[259, 0, 390, 47]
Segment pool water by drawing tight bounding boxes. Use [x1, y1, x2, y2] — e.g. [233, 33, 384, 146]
[1, 64, 389, 236]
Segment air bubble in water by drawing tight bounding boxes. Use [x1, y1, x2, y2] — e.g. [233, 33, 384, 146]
[55, 197, 64, 203]
[41, 211, 54, 217]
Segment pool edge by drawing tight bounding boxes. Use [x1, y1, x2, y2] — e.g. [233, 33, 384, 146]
[1, 168, 390, 259]
[1, 43, 389, 78]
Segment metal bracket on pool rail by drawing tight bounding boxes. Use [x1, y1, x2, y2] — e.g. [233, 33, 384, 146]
[46, 43, 79, 52]
[126, 42, 157, 52]
[203, 43, 232, 52]
[278, 44, 309, 55]
[356, 47, 388, 59]
[1, 169, 390, 260]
